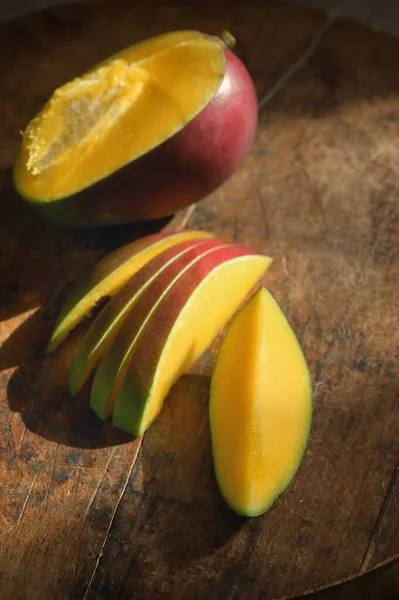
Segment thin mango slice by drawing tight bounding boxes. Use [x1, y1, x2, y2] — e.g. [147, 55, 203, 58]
[47, 230, 212, 352]
[111, 250, 271, 436]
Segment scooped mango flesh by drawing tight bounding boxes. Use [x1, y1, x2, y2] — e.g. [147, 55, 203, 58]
[210, 287, 312, 517]
[68, 238, 211, 395]
[112, 253, 272, 436]
[47, 230, 212, 352]
[15, 32, 225, 202]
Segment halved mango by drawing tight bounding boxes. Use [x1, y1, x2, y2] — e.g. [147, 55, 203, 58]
[13, 30, 258, 227]
[111, 248, 272, 436]
[209, 287, 312, 517]
[15, 33, 225, 203]
[47, 230, 212, 352]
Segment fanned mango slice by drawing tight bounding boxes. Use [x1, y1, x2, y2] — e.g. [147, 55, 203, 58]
[89, 241, 232, 422]
[47, 230, 212, 352]
[68, 238, 219, 395]
[111, 249, 272, 436]
[209, 287, 312, 517]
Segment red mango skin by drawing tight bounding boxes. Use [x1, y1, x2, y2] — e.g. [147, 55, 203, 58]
[21, 39, 258, 228]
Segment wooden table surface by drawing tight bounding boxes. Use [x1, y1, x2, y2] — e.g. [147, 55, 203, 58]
[0, 2, 398, 599]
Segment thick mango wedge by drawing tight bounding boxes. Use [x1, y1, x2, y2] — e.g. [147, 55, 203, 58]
[210, 287, 312, 517]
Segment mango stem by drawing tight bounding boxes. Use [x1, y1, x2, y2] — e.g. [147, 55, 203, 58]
[219, 31, 236, 50]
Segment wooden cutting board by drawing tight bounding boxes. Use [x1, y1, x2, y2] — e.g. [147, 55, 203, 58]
[0, 1, 398, 599]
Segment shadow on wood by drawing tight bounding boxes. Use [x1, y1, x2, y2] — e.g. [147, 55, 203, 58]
[6, 317, 134, 449]
[297, 555, 399, 600]
[79, 373, 250, 598]
[0, 168, 172, 323]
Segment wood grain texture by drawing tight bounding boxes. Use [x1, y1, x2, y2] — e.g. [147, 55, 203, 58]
[0, 1, 398, 599]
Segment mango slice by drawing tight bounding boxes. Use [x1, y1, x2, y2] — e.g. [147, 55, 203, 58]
[47, 230, 212, 352]
[110, 249, 272, 436]
[89, 241, 233, 422]
[209, 287, 312, 517]
[68, 238, 221, 395]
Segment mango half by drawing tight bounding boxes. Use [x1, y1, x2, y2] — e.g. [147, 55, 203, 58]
[13, 30, 258, 228]
[209, 287, 312, 517]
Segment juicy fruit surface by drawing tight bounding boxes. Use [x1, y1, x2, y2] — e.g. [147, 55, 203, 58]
[112, 252, 272, 436]
[47, 230, 212, 352]
[210, 287, 312, 517]
[68, 238, 215, 395]
[15, 32, 225, 201]
[89, 240, 228, 421]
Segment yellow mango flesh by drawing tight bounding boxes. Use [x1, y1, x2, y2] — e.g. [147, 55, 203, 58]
[210, 287, 312, 517]
[90, 243, 231, 421]
[112, 254, 272, 436]
[68, 239, 210, 396]
[47, 230, 212, 352]
[15, 32, 225, 201]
